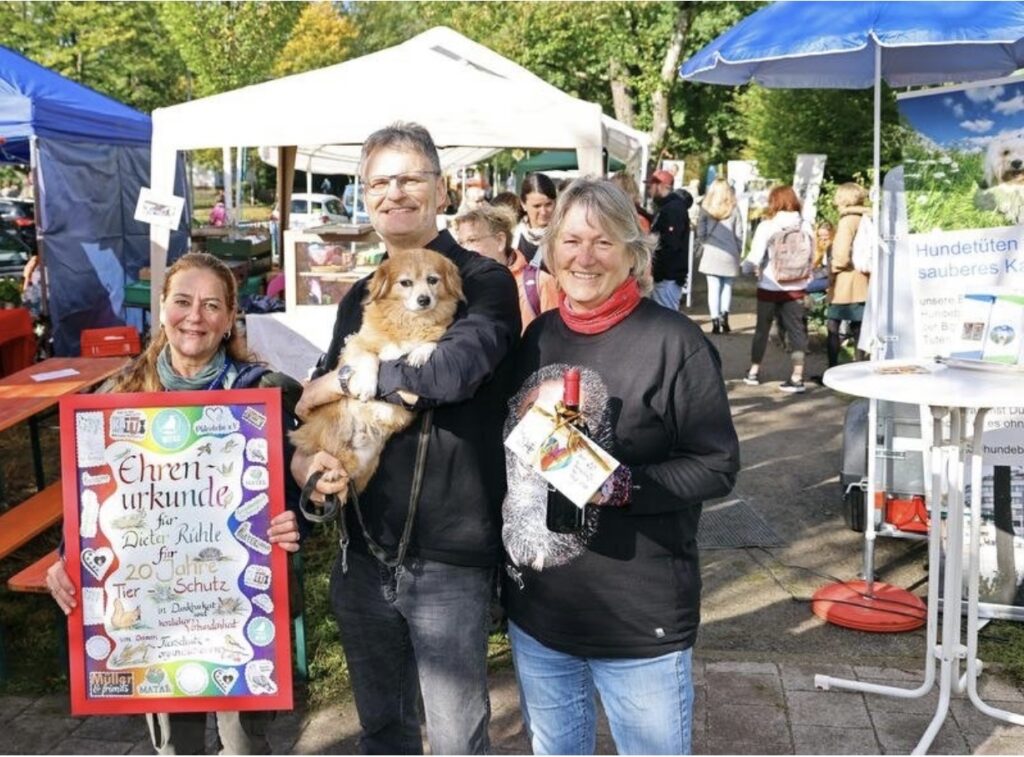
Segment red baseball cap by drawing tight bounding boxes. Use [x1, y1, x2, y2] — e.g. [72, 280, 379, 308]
[646, 169, 675, 186]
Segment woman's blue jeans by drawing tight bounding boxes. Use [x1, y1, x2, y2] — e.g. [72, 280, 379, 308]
[508, 621, 693, 755]
[705, 274, 734, 319]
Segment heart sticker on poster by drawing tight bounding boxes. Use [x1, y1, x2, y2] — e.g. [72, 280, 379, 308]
[213, 667, 238, 694]
[82, 547, 113, 581]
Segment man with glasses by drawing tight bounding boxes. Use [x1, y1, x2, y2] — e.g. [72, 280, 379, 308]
[292, 122, 520, 754]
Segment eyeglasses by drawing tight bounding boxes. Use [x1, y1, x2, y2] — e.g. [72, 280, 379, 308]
[364, 171, 439, 196]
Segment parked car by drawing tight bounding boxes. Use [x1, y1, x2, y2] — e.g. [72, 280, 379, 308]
[270, 193, 348, 230]
[0, 245, 29, 280]
[0, 199, 36, 251]
[342, 184, 371, 224]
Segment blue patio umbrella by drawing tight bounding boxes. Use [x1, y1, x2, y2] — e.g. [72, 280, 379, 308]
[681, 2, 1024, 289]
[682, 6, 1024, 751]
[681, 1, 1024, 89]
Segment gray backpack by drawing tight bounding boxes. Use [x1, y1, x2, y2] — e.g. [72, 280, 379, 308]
[767, 224, 814, 283]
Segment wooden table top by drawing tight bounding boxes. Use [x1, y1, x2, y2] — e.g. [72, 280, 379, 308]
[0, 356, 130, 431]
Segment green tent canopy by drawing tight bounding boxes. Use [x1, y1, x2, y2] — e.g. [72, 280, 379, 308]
[514, 150, 624, 184]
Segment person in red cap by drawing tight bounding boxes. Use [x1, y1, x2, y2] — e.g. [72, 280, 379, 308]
[646, 168, 692, 311]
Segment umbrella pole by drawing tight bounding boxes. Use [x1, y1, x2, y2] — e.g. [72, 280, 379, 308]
[861, 43, 883, 595]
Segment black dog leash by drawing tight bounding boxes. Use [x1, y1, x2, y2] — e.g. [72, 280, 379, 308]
[298, 409, 433, 574]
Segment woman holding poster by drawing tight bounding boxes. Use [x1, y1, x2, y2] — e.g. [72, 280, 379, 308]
[500, 178, 740, 755]
[46, 252, 302, 754]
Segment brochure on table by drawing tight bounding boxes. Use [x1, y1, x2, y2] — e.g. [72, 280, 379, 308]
[60, 388, 292, 715]
[892, 74, 1024, 612]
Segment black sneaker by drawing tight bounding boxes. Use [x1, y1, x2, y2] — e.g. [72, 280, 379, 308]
[779, 379, 806, 393]
[743, 373, 760, 386]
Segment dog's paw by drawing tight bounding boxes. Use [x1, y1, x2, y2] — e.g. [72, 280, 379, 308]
[405, 343, 437, 368]
[377, 344, 406, 361]
[347, 366, 378, 401]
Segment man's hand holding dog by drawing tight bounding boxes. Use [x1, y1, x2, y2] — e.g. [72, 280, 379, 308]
[295, 371, 346, 419]
[291, 449, 350, 504]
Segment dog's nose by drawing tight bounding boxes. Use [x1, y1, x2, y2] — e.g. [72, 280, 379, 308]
[417, 294, 432, 308]
[1013, 159, 1023, 170]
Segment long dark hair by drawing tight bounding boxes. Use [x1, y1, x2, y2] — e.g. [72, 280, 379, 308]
[112, 253, 248, 392]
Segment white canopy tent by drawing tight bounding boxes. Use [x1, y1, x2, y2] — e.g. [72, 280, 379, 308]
[149, 26, 650, 319]
[256, 144, 501, 180]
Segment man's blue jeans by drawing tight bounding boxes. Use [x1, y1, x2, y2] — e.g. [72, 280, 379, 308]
[509, 621, 693, 755]
[651, 279, 684, 311]
[330, 549, 493, 755]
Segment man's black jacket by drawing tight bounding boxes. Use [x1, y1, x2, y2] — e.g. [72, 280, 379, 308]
[651, 190, 693, 284]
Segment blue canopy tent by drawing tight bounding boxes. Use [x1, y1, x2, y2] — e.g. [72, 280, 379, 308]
[682, 4, 1024, 751]
[0, 45, 188, 355]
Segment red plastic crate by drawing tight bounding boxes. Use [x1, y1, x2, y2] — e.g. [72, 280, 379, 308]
[80, 326, 141, 357]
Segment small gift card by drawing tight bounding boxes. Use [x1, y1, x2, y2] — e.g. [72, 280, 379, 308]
[505, 403, 620, 508]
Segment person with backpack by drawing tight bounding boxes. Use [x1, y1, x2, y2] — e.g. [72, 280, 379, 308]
[455, 203, 558, 333]
[741, 185, 814, 393]
[827, 182, 871, 367]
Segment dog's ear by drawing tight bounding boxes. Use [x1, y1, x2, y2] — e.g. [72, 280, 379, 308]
[984, 140, 1002, 189]
[440, 256, 465, 303]
[365, 260, 391, 302]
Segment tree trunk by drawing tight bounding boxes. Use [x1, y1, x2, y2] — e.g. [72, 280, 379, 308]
[609, 57, 635, 127]
[649, 3, 695, 156]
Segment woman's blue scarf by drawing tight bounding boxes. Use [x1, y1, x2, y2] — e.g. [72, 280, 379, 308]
[156, 345, 237, 391]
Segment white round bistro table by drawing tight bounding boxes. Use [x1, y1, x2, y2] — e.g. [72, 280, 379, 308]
[818, 358, 1024, 755]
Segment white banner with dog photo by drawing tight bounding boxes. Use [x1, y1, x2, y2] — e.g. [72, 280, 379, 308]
[896, 75, 1024, 612]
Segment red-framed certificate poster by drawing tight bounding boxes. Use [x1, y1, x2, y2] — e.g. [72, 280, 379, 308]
[59, 388, 293, 715]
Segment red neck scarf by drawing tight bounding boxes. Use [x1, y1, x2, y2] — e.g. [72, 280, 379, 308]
[559, 277, 642, 335]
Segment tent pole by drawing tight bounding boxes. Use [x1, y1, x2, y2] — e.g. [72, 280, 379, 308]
[863, 41, 883, 595]
[222, 147, 234, 226]
[28, 136, 48, 320]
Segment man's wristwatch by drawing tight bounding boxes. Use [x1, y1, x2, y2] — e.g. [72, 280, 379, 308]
[337, 364, 354, 396]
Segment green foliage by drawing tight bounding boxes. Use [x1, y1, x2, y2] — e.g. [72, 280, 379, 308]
[738, 84, 905, 184]
[344, 1, 756, 163]
[273, 3, 357, 78]
[0, 1, 189, 112]
[980, 620, 1024, 688]
[157, 1, 303, 98]
[902, 135, 1006, 233]
[0, 275, 21, 305]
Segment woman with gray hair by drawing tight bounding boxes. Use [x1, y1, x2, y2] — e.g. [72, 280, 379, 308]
[501, 178, 740, 755]
[454, 203, 558, 331]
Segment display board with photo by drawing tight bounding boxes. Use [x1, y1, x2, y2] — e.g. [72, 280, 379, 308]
[897, 76, 1024, 610]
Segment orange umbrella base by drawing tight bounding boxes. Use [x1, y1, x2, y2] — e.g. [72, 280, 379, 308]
[811, 580, 926, 632]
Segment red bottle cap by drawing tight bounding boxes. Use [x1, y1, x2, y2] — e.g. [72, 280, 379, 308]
[563, 368, 580, 407]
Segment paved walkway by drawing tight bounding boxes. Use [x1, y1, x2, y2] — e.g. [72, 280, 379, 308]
[4, 296, 1024, 754]
[4, 659, 1024, 754]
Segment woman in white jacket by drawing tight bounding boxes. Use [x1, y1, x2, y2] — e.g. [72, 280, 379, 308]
[740, 185, 813, 393]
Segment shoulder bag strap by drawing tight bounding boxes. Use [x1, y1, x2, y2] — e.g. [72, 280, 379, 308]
[522, 264, 541, 317]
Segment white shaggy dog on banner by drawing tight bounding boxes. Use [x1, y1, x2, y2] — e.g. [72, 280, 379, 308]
[975, 129, 1024, 223]
[984, 129, 1024, 188]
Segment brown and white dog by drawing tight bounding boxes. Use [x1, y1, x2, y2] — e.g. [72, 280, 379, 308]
[290, 248, 463, 493]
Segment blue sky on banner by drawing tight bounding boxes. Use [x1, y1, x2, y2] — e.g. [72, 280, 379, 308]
[899, 79, 1024, 152]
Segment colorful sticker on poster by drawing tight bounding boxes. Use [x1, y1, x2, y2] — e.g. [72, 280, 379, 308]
[59, 388, 293, 716]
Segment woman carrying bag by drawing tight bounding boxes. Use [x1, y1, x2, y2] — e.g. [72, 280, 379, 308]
[695, 179, 743, 334]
